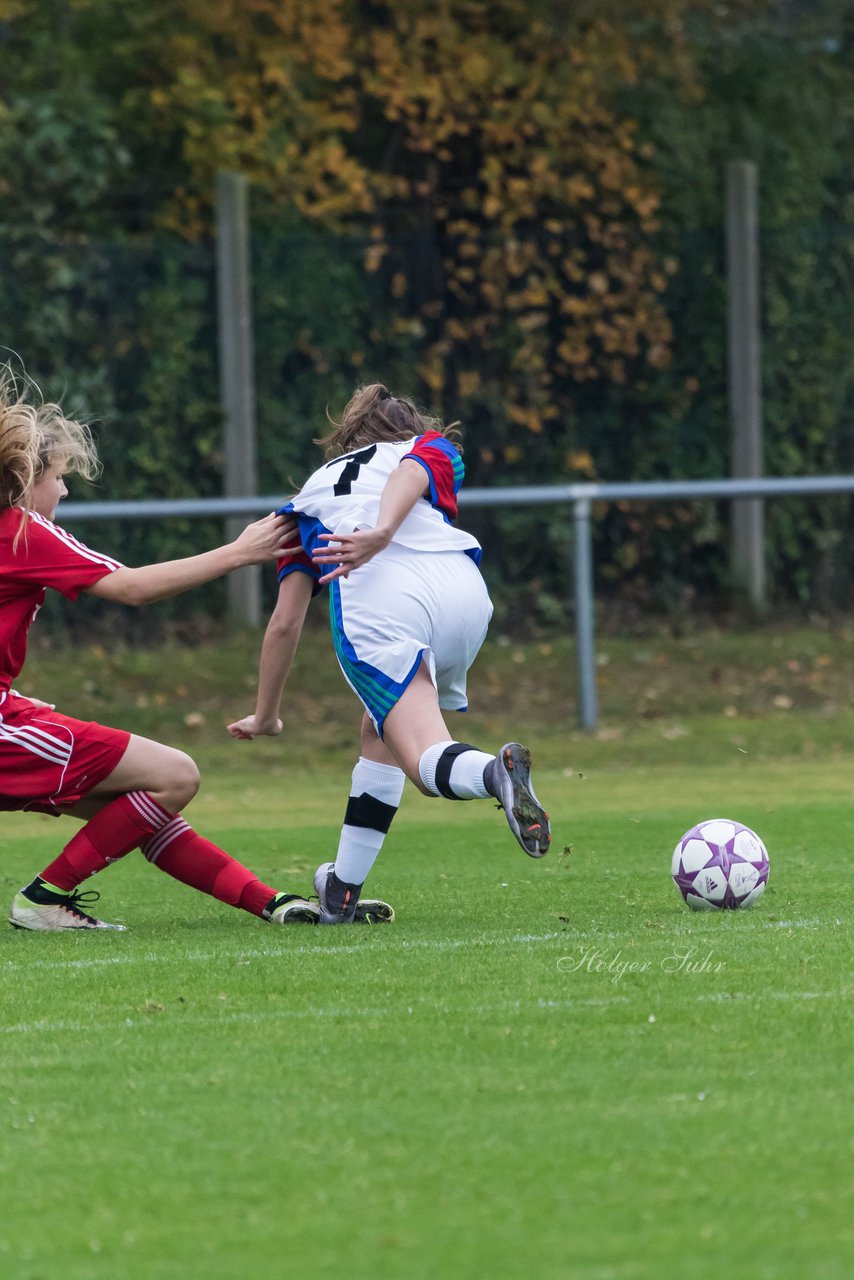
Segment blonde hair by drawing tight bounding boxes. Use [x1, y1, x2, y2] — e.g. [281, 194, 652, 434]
[0, 364, 100, 543]
[315, 383, 460, 458]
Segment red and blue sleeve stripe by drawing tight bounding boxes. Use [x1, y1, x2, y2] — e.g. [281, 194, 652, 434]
[404, 431, 465, 521]
[275, 504, 324, 591]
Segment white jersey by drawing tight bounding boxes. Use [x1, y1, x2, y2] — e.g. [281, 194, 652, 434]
[282, 433, 481, 560]
[275, 431, 491, 735]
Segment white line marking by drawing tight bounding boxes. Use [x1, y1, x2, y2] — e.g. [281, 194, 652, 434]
[762, 918, 826, 929]
[0, 929, 570, 973]
[1, 990, 844, 1038]
[693, 990, 842, 1004]
[0, 915, 830, 975]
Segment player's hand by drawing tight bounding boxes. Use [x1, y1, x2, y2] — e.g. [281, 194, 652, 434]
[21, 696, 56, 710]
[233, 513, 300, 565]
[227, 714, 283, 739]
[312, 528, 391, 583]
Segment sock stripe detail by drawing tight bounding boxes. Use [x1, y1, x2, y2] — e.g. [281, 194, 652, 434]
[127, 791, 173, 829]
[141, 817, 192, 863]
[343, 792, 399, 834]
[435, 743, 480, 800]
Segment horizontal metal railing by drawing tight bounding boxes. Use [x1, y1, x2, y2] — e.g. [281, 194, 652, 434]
[60, 474, 854, 730]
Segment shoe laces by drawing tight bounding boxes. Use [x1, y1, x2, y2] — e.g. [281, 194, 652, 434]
[64, 889, 102, 922]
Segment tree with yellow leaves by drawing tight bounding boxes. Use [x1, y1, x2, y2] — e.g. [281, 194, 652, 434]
[68, 0, 692, 446]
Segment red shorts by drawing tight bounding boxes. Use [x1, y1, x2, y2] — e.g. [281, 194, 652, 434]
[0, 692, 131, 815]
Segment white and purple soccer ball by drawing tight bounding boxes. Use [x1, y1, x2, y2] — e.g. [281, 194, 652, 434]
[671, 819, 770, 910]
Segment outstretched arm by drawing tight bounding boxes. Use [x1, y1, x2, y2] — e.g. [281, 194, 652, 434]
[85, 513, 298, 606]
[227, 571, 314, 739]
[311, 458, 429, 583]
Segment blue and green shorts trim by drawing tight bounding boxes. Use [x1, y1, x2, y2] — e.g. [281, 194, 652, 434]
[329, 582, 424, 737]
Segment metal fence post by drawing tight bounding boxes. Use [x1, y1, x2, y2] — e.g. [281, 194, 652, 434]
[216, 170, 261, 626]
[726, 159, 766, 609]
[573, 497, 598, 731]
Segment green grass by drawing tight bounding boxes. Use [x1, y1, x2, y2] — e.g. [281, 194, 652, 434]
[1, 626, 852, 1279]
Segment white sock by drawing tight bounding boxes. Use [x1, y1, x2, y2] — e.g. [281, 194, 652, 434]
[418, 742, 494, 800]
[333, 758, 405, 886]
[417, 741, 455, 794]
[447, 750, 493, 798]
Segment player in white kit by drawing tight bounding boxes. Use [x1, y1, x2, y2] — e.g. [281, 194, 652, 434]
[228, 384, 550, 923]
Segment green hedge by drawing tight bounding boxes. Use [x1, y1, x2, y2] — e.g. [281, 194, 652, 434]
[1, 18, 852, 627]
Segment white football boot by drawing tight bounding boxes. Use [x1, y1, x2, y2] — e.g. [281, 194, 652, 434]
[9, 884, 127, 931]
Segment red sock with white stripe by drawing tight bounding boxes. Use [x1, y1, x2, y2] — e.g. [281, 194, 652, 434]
[140, 818, 275, 917]
[38, 791, 174, 890]
[37, 791, 275, 916]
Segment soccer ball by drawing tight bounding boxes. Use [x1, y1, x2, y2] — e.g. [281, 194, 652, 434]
[671, 818, 770, 910]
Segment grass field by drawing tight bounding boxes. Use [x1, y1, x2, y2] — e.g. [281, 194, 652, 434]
[1, 625, 852, 1279]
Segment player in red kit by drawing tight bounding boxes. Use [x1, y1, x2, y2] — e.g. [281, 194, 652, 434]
[0, 363, 340, 931]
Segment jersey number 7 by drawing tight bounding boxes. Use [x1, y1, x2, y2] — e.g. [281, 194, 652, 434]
[329, 444, 378, 496]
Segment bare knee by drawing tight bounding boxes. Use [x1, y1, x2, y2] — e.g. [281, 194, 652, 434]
[153, 750, 200, 812]
[172, 751, 201, 808]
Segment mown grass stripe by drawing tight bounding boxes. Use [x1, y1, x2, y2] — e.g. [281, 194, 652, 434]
[2, 989, 844, 1038]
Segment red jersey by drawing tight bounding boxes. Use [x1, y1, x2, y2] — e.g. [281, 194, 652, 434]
[0, 507, 122, 694]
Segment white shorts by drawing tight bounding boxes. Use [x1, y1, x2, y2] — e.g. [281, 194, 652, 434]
[328, 545, 493, 735]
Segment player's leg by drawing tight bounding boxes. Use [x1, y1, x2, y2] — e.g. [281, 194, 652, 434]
[411, 554, 550, 857]
[383, 664, 551, 858]
[314, 712, 404, 925]
[6, 712, 142, 930]
[323, 548, 550, 887]
[94, 736, 317, 924]
[86, 733, 202, 810]
[99, 738, 318, 923]
[11, 734, 317, 931]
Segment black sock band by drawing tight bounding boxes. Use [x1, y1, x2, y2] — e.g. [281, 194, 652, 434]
[435, 743, 480, 800]
[343, 792, 398, 834]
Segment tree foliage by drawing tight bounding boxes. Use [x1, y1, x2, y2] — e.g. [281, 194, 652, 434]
[0, 0, 852, 621]
[84, 2, 691, 430]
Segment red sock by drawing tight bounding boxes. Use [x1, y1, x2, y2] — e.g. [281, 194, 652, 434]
[141, 818, 275, 916]
[39, 792, 173, 890]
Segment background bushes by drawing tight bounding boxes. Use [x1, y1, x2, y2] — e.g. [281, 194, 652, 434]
[1, 1, 851, 627]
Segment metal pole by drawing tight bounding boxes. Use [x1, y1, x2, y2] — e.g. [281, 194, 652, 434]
[58, 473, 854, 729]
[726, 159, 766, 609]
[573, 497, 598, 731]
[216, 171, 261, 625]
